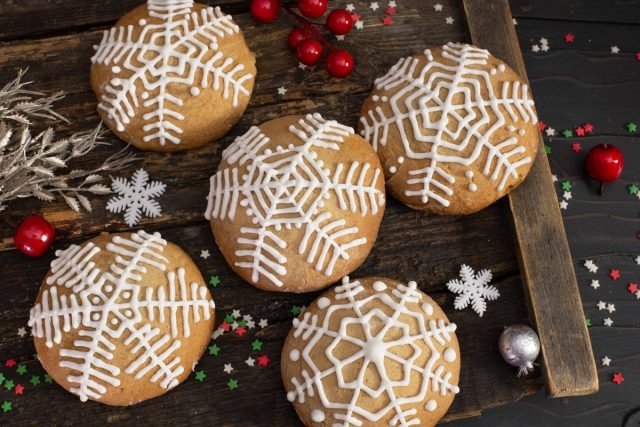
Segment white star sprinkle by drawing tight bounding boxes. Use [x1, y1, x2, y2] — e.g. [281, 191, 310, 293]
[601, 356, 611, 366]
[607, 303, 616, 313]
[563, 191, 572, 200]
[545, 127, 556, 136]
[336, 35, 345, 41]
[355, 20, 364, 30]
[243, 314, 253, 322]
[636, 290, 640, 300]
[231, 321, 239, 330]
[445, 16, 454, 25]
[611, 45, 620, 54]
[277, 86, 287, 96]
[17, 327, 27, 338]
[200, 249, 210, 259]
[559, 200, 568, 210]
[223, 363, 234, 374]
[552, 174, 558, 182]
[540, 37, 549, 45]
[603, 317, 613, 327]
[298, 62, 308, 70]
[590, 280, 601, 289]
[531, 44, 540, 53]
[388, 1, 397, 7]
[247, 320, 256, 329]
[434, 3, 443, 12]
[346, 3, 355, 12]
[584, 260, 598, 273]
[211, 328, 224, 340]
[370, 2, 379, 11]
[513, 18, 518, 25]
[596, 301, 607, 311]
[635, 255, 640, 265]
[232, 309, 241, 318]
[245, 357, 255, 367]
[259, 318, 269, 328]
[540, 44, 550, 52]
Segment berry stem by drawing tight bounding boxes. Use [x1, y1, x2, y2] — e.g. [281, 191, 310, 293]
[281, 1, 333, 50]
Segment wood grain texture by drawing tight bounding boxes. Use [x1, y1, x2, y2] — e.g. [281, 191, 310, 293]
[462, 0, 598, 397]
[510, 0, 640, 24]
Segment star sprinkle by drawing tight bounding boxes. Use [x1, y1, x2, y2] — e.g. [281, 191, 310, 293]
[291, 305, 303, 316]
[586, 318, 592, 327]
[227, 379, 239, 390]
[211, 328, 224, 340]
[385, 6, 396, 15]
[16, 364, 27, 375]
[14, 384, 24, 395]
[257, 355, 271, 367]
[636, 52, 640, 61]
[597, 300, 607, 311]
[513, 18, 517, 25]
[44, 374, 53, 384]
[223, 364, 234, 374]
[603, 317, 613, 327]
[538, 121, 547, 131]
[208, 343, 220, 356]
[610, 46, 620, 54]
[545, 127, 556, 136]
[251, 339, 263, 351]
[562, 181, 573, 191]
[0, 373, 5, 384]
[259, 318, 269, 328]
[17, 327, 27, 338]
[531, 45, 540, 53]
[382, 16, 393, 25]
[209, 275, 220, 287]
[563, 191, 573, 200]
[559, 200, 568, 210]
[445, 16, 455, 25]
[612, 373, 624, 384]
[369, 2, 379, 11]
[552, 174, 558, 182]
[628, 283, 638, 294]
[564, 33, 575, 43]
[235, 326, 247, 337]
[200, 249, 210, 259]
[298, 62, 308, 70]
[610, 269, 621, 280]
[346, 3, 355, 12]
[219, 320, 231, 332]
[4, 379, 14, 391]
[575, 127, 585, 137]
[5, 359, 16, 368]
[434, 3, 443, 12]
[607, 303, 616, 313]
[195, 370, 207, 382]
[336, 35, 345, 41]
[1, 401, 11, 413]
[584, 259, 598, 273]
[583, 123, 594, 133]
[628, 184, 639, 195]
[355, 20, 364, 30]
[277, 86, 287, 96]
[387, 1, 397, 7]
[589, 279, 600, 289]
[628, 122, 638, 133]
[601, 356, 611, 366]
[245, 357, 255, 367]
[544, 145, 551, 154]
[562, 129, 573, 138]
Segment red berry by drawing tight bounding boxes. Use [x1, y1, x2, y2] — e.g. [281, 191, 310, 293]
[326, 9, 354, 35]
[250, 0, 279, 23]
[298, 0, 328, 19]
[326, 49, 354, 78]
[288, 28, 310, 50]
[13, 214, 56, 257]
[296, 39, 323, 65]
[586, 144, 624, 183]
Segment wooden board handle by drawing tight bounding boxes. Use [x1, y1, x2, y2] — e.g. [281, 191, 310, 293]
[461, 0, 599, 397]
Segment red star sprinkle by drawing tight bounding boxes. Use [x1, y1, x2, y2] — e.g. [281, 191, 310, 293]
[5, 359, 16, 368]
[219, 321, 232, 332]
[575, 126, 585, 137]
[583, 123, 593, 133]
[15, 384, 24, 395]
[385, 7, 397, 15]
[612, 373, 624, 384]
[564, 33, 575, 43]
[571, 143, 582, 153]
[610, 269, 621, 280]
[628, 283, 638, 294]
[538, 121, 547, 131]
[257, 355, 270, 367]
[382, 16, 393, 25]
[235, 326, 247, 337]
[636, 52, 640, 61]
[351, 13, 361, 22]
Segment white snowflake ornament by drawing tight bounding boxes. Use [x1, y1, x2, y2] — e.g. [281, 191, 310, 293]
[28, 230, 215, 404]
[447, 264, 500, 317]
[106, 168, 166, 227]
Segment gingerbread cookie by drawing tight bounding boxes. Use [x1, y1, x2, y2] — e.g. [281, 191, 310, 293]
[282, 276, 461, 427]
[28, 230, 215, 406]
[90, 0, 256, 152]
[205, 114, 386, 293]
[359, 42, 539, 214]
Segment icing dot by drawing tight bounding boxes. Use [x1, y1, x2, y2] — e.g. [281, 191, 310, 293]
[295, 223, 302, 229]
[465, 170, 474, 179]
[92, 313, 100, 321]
[389, 166, 397, 173]
[122, 291, 131, 299]
[105, 285, 113, 292]
[360, 130, 366, 136]
[252, 218, 259, 225]
[190, 87, 201, 96]
[141, 91, 150, 100]
[490, 68, 497, 75]
[209, 43, 217, 49]
[422, 303, 433, 316]
[125, 310, 133, 317]
[246, 208, 254, 216]
[425, 400, 438, 412]
[289, 349, 300, 361]
[288, 144, 295, 150]
[317, 297, 331, 309]
[444, 348, 457, 363]
[373, 281, 387, 292]
[311, 410, 326, 422]
[507, 125, 516, 132]
[381, 96, 389, 102]
[111, 78, 121, 86]
[112, 66, 121, 73]
[92, 297, 100, 304]
[397, 156, 405, 164]
[286, 391, 296, 402]
[518, 129, 525, 136]
[408, 281, 417, 289]
[240, 199, 249, 207]
[275, 224, 282, 231]
[498, 64, 506, 72]
[139, 19, 147, 25]
[469, 183, 478, 192]
[372, 95, 380, 101]
[111, 318, 118, 325]
[265, 149, 272, 155]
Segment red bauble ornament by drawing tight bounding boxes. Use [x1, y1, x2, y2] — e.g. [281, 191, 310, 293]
[326, 49, 354, 78]
[297, 39, 324, 65]
[298, 0, 328, 19]
[326, 9, 354, 35]
[288, 28, 310, 50]
[13, 214, 56, 257]
[586, 143, 624, 194]
[250, 0, 280, 23]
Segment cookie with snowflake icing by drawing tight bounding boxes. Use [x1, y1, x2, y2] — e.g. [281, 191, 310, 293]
[359, 42, 539, 214]
[28, 230, 215, 406]
[90, 0, 256, 152]
[205, 113, 386, 293]
[282, 276, 461, 427]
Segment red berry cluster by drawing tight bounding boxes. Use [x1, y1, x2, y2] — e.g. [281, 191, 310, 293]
[250, 0, 355, 78]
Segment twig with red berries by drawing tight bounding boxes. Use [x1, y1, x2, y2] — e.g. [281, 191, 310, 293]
[250, 0, 355, 78]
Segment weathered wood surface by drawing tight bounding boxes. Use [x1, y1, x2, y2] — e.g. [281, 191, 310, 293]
[463, 0, 598, 398]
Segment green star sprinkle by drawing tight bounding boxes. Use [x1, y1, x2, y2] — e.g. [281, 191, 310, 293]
[251, 339, 263, 351]
[628, 122, 637, 133]
[544, 145, 551, 154]
[561, 181, 573, 192]
[3, 380, 14, 391]
[291, 305, 302, 316]
[209, 275, 221, 287]
[562, 130, 573, 138]
[44, 374, 53, 384]
[586, 318, 592, 327]
[16, 364, 27, 375]
[227, 379, 239, 390]
[0, 373, 5, 385]
[195, 370, 207, 382]
[224, 314, 235, 324]
[1, 401, 11, 413]
[208, 343, 220, 356]
[628, 184, 639, 195]
[237, 319, 247, 327]
[30, 375, 41, 386]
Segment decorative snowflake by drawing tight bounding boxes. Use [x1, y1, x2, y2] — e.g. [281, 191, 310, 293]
[360, 42, 538, 207]
[285, 277, 460, 426]
[28, 230, 215, 402]
[91, 0, 253, 146]
[106, 168, 166, 227]
[205, 113, 385, 288]
[446, 264, 499, 317]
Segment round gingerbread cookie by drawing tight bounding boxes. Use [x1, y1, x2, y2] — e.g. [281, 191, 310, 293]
[28, 230, 216, 406]
[359, 42, 539, 214]
[90, 0, 256, 152]
[205, 113, 386, 293]
[282, 276, 461, 427]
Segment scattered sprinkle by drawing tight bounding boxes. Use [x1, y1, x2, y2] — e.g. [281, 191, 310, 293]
[611, 46, 620, 54]
[369, 2, 379, 11]
[14, 384, 24, 395]
[607, 303, 616, 313]
[584, 259, 598, 273]
[571, 143, 582, 153]
[563, 191, 573, 200]
[1, 401, 11, 413]
[235, 326, 247, 337]
[601, 356, 611, 366]
[223, 364, 234, 374]
[209, 275, 220, 287]
[544, 145, 551, 154]
[195, 370, 207, 382]
[562, 181, 573, 191]
[603, 317, 613, 327]
[257, 355, 271, 367]
[628, 184, 639, 195]
[44, 375, 53, 384]
[545, 127, 556, 136]
[612, 372, 624, 384]
[291, 305, 303, 316]
[5, 359, 16, 368]
[597, 300, 607, 311]
[17, 327, 27, 338]
[346, 3, 355, 12]
[382, 15, 393, 25]
[583, 123, 594, 133]
[227, 378, 239, 390]
[200, 249, 210, 260]
[434, 3, 443, 12]
[245, 357, 255, 367]
[628, 283, 638, 294]
[16, 364, 27, 375]
[564, 33, 575, 43]
[259, 318, 269, 328]
[559, 200, 568, 210]
[610, 269, 621, 280]
[277, 86, 287, 96]
[445, 16, 455, 25]
[208, 343, 220, 356]
[628, 122, 637, 133]
[30, 375, 40, 386]
[562, 129, 573, 138]
[251, 339, 264, 351]
[3, 379, 14, 391]
[355, 20, 364, 30]
[575, 127, 585, 137]
[586, 318, 592, 327]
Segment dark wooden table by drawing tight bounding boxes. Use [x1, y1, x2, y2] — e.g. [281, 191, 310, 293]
[0, 0, 638, 426]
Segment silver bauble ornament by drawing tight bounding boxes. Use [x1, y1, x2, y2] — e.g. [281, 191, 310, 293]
[499, 324, 540, 377]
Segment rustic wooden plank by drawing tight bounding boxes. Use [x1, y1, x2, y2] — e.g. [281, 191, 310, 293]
[462, 0, 599, 397]
[510, 0, 640, 24]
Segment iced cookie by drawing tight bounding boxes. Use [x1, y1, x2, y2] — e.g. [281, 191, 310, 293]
[90, 0, 256, 152]
[205, 113, 386, 293]
[28, 230, 215, 406]
[359, 42, 539, 214]
[282, 276, 461, 427]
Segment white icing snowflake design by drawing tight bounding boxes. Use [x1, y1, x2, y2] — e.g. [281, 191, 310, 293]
[446, 264, 499, 317]
[106, 168, 166, 227]
[28, 230, 215, 402]
[286, 277, 460, 426]
[360, 42, 538, 207]
[205, 113, 385, 288]
[91, 0, 253, 146]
